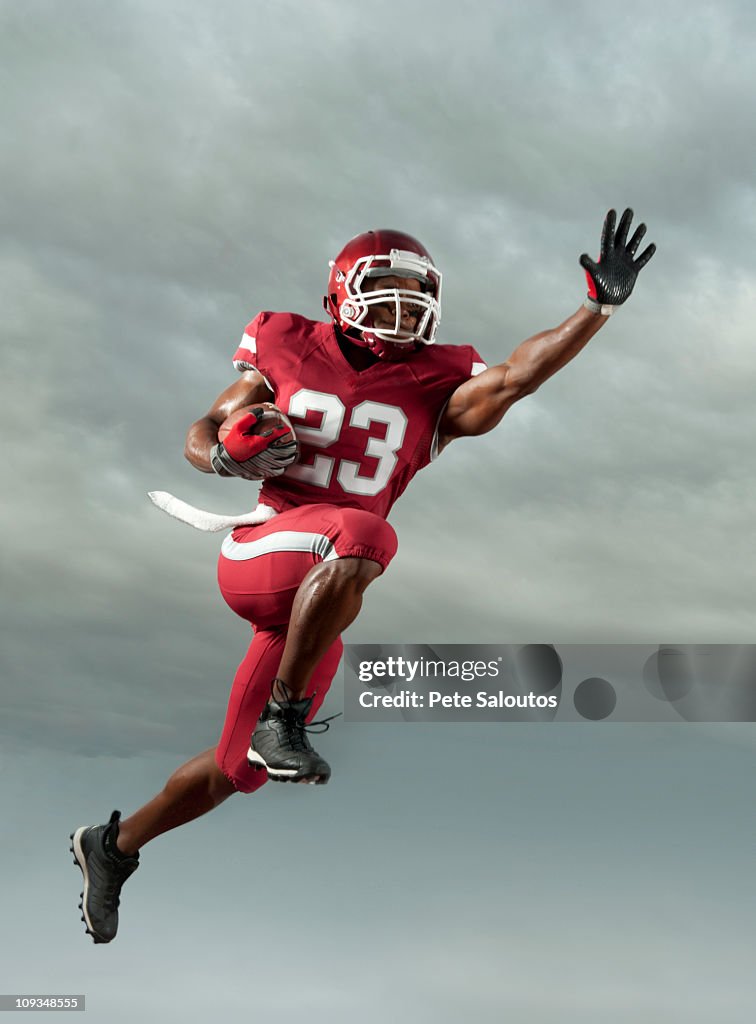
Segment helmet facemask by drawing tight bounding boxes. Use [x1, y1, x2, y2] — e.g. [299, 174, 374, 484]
[330, 247, 442, 356]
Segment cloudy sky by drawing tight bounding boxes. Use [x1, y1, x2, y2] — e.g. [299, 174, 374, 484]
[2, 0, 755, 1020]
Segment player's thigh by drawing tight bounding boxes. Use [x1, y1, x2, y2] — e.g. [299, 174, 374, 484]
[217, 504, 398, 627]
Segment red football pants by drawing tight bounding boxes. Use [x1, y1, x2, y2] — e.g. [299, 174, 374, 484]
[215, 503, 398, 791]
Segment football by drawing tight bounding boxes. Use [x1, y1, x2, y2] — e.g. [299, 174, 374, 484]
[218, 402, 297, 453]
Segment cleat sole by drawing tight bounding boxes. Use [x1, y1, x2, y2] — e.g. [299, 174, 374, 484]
[247, 745, 329, 784]
[71, 827, 96, 940]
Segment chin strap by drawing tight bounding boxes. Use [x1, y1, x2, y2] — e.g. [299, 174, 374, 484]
[352, 329, 419, 362]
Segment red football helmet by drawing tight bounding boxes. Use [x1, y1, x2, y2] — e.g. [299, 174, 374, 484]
[323, 229, 442, 360]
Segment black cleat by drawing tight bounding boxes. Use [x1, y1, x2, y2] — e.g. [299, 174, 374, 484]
[247, 697, 332, 784]
[70, 810, 139, 944]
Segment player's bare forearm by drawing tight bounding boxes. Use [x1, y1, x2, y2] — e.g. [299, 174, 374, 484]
[184, 370, 274, 472]
[184, 418, 223, 473]
[438, 305, 605, 444]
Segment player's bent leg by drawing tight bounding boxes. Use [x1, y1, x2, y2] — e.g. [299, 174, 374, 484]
[219, 504, 398, 785]
[248, 556, 378, 785]
[250, 546, 389, 784]
[275, 555, 383, 700]
[248, 633, 344, 785]
[215, 624, 343, 790]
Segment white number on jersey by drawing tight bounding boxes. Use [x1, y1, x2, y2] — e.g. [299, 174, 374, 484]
[285, 390, 408, 497]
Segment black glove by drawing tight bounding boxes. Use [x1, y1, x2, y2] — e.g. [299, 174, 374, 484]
[579, 208, 656, 315]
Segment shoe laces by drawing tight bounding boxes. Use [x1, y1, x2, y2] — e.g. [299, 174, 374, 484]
[271, 678, 342, 747]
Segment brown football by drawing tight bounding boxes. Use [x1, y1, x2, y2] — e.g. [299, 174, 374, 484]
[218, 402, 297, 453]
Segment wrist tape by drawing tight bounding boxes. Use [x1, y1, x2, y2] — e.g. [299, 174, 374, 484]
[584, 297, 615, 316]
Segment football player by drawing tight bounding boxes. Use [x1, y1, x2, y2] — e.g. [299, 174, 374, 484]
[71, 209, 655, 942]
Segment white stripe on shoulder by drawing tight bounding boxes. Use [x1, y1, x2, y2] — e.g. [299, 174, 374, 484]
[238, 333, 257, 355]
[471, 361, 487, 376]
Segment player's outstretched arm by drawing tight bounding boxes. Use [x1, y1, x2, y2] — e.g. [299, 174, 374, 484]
[437, 208, 655, 448]
[184, 369, 274, 473]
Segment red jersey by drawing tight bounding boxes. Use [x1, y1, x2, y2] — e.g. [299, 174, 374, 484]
[232, 312, 486, 519]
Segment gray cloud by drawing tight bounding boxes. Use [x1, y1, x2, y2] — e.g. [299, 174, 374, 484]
[3, 0, 754, 759]
[2, 2, 756, 1019]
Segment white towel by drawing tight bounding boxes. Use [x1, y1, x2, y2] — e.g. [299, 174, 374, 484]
[148, 491, 278, 532]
